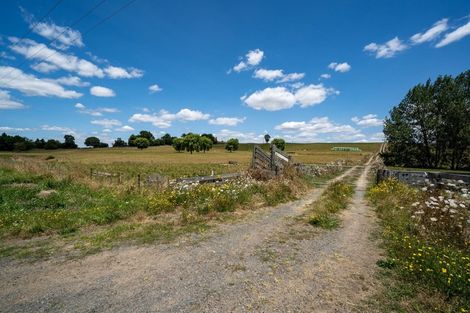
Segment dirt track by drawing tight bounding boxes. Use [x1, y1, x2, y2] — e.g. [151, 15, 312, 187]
[0, 162, 381, 313]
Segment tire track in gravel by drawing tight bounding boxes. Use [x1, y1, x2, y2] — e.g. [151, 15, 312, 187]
[240, 157, 382, 312]
[0, 165, 367, 313]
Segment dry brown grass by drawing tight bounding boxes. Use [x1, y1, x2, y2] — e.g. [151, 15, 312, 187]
[0, 143, 380, 165]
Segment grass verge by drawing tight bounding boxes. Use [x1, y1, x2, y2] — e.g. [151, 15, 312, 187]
[304, 179, 354, 229]
[365, 179, 469, 312]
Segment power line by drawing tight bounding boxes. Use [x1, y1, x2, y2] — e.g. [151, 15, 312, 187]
[10, 0, 65, 51]
[82, 0, 137, 36]
[0, 0, 108, 82]
[1, 0, 138, 86]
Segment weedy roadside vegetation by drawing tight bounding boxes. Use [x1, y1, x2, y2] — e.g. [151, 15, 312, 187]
[0, 159, 342, 259]
[366, 179, 469, 312]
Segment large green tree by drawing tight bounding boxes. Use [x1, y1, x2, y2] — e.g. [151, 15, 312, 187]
[225, 138, 239, 152]
[84, 136, 101, 148]
[172, 137, 185, 152]
[383, 70, 470, 169]
[63, 135, 77, 149]
[199, 136, 213, 153]
[113, 138, 127, 147]
[183, 133, 201, 154]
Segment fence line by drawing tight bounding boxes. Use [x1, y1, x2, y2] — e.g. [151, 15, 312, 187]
[376, 169, 470, 186]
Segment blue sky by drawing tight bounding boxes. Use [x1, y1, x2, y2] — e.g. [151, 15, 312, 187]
[1, 0, 470, 144]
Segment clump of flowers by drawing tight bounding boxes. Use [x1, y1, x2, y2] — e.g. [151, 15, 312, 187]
[147, 178, 256, 216]
[410, 188, 469, 248]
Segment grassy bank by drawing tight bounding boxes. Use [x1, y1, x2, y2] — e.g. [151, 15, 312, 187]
[366, 179, 469, 312]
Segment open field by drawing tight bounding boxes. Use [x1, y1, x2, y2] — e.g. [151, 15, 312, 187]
[0, 142, 381, 179]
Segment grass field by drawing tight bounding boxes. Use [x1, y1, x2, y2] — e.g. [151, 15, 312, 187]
[0, 142, 381, 179]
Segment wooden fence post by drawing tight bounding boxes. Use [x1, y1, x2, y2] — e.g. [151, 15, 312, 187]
[270, 144, 275, 173]
[118, 172, 122, 184]
[137, 174, 141, 189]
[90, 168, 93, 179]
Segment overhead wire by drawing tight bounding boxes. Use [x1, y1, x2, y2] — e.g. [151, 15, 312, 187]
[0, 0, 140, 85]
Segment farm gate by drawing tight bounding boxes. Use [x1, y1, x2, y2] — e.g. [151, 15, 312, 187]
[251, 144, 292, 175]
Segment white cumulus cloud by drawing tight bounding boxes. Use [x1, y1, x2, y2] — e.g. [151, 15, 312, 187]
[0, 90, 26, 109]
[54, 76, 89, 87]
[30, 62, 59, 73]
[328, 62, 351, 73]
[242, 84, 337, 111]
[41, 124, 75, 134]
[31, 21, 83, 49]
[9, 38, 142, 79]
[351, 114, 383, 127]
[364, 37, 408, 58]
[246, 49, 264, 66]
[436, 20, 470, 48]
[104, 66, 143, 79]
[0, 66, 82, 98]
[91, 119, 122, 128]
[295, 84, 336, 108]
[411, 18, 449, 44]
[208, 117, 246, 126]
[75, 103, 119, 116]
[253, 69, 284, 81]
[149, 84, 162, 93]
[90, 86, 115, 97]
[277, 72, 305, 83]
[10, 38, 104, 77]
[129, 108, 210, 128]
[115, 125, 135, 132]
[215, 129, 263, 143]
[243, 87, 296, 111]
[275, 117, 361, 142]
[231, 48, 264, 72]
[0, 126, 32, 131]
[75, 102, 85, 109]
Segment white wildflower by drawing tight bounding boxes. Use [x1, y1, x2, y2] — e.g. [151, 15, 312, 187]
[430, 217, 437, 222]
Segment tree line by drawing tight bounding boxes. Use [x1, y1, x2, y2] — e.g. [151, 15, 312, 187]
[0, 129, 288, 153]
[0, 133, 78, 151]
[383, 70, 470, 170]
[0, 130, 220, 151]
